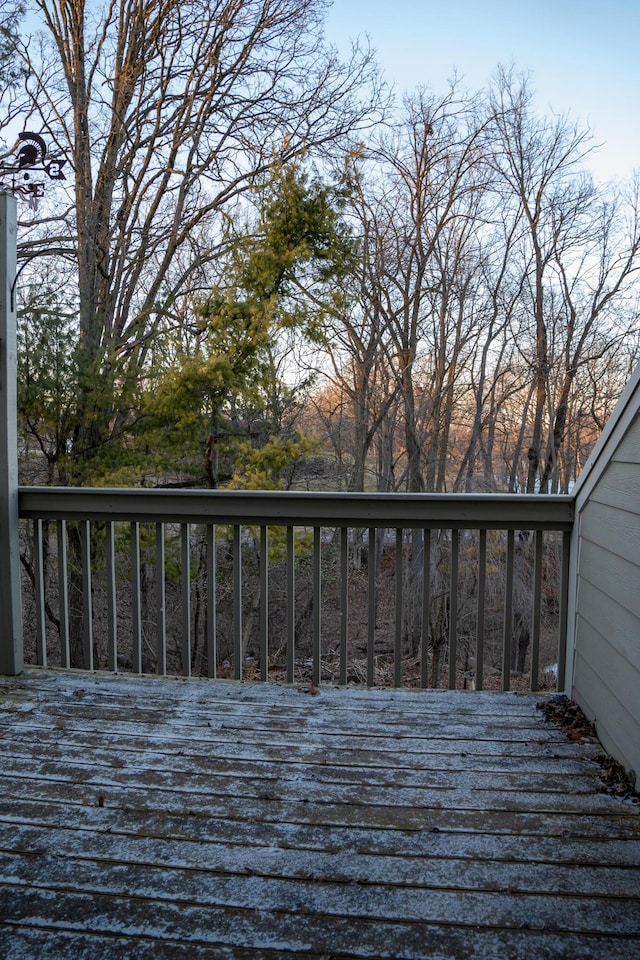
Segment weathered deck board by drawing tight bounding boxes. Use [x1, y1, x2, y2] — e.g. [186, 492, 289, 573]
[0, 670, 639, 959]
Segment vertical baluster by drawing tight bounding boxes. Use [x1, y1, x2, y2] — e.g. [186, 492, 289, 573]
[502, 529, 515, 691]
[80, 520, 93, 671]
[312, 526, 321, 686]
[530, 529, 543, 692]
[395, 528, 403, 688]
[476, 529, 486, 691]
[155, 522, 166, 676]
[448, 529, 459, 690]
[206, 524, 216, 679]
[233, 524, 242, 680]
[33, 519, 46, 666]
[421, 528, 431, 689]
[131, 523, 142, 674]
[181, 523, 191, 677]
[105, 521, 117, 672]
[286, 526, 295, 684]
[557, 530, 571, 693]
[57, 520, 70, 668]
[367, 527, 376, 687]
[260, 525, 268, 682]
[340, 527, 348, 686]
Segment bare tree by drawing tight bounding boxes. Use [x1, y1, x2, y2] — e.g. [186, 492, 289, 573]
[353, 85, 496, 492]
[539, 179, 640, 490]
[488, 68, 595, 492]
[315, 162, 401, 492]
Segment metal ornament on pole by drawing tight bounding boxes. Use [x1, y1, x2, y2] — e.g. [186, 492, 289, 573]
[0, 131, 67, 211]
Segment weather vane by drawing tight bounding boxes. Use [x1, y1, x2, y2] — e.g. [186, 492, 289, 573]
[0, 131, 67, 210]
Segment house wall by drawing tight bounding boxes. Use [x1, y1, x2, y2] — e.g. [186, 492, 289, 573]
[569, 364, 640, 790]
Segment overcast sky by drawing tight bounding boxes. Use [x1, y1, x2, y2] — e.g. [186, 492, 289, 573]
[324, 0, 640, 183]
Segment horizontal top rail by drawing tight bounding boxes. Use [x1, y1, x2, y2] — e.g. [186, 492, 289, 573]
[18, 487, 575, 530]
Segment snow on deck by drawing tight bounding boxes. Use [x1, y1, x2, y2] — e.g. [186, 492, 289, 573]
[0, 669, 639, 959]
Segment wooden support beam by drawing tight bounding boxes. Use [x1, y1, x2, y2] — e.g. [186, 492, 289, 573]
[0, 192, 23, 675]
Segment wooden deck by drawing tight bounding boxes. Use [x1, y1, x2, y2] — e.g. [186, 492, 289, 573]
[0, 670, 639, 959]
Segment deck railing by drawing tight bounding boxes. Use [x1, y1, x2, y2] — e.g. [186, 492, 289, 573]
[18, 487, 574, 692]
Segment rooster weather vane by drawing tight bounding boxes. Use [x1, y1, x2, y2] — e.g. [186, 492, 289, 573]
[0, 132, 67, 209]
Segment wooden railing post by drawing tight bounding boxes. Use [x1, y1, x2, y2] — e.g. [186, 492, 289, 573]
[0, 192, 23, 675]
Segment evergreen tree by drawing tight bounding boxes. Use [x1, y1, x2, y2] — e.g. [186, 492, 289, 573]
[142, 161, 355, 488]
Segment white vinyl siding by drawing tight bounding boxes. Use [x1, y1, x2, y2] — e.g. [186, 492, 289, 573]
[572, 398, 640, 789]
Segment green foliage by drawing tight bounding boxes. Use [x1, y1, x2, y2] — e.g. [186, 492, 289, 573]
[236, 160, 356, 311]
[196, 160, 356, 349]
[143, 160, 354, 488]
[228, 435, 319, 491]
[0, 0, 25, 90]
[17, 290, 78, 481]
[18, 285, 152, 487]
